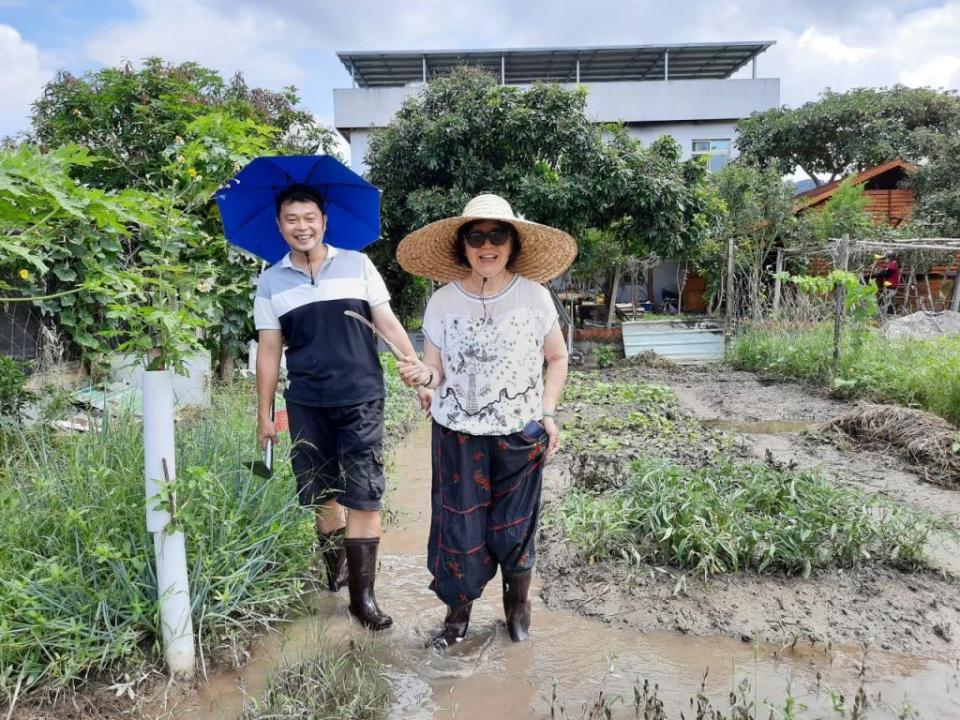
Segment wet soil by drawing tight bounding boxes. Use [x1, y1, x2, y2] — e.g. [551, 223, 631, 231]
[538, 363, 960, 666]
[163, 422, 960, 720]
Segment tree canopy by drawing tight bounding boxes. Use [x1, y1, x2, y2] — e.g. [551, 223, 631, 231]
[4, 59, 340, 373]
[736, 86, 960, 186]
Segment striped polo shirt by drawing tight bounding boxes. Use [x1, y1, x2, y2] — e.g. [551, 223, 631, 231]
[254, 246, 390, 407]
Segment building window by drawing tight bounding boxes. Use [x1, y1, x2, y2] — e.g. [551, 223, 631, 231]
[692, 139, 731, 172]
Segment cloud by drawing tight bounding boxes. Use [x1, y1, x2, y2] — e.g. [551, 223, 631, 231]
[796, 27, 876, 63]
[0, 24, 52, 139]
[84, 0, 305, 91]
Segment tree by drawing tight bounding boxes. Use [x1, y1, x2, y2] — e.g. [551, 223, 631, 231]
[700, 163, 802, 319]
[911, 128, 960, 237]
[366, 66, 713, 320]
[366, 67, 618, 317]
[26, 59, 341, 376]
[737, 86, 960, 186]
[802, 179, 881, 243]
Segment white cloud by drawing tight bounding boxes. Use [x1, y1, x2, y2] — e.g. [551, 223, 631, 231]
[0, 24, 52, 139]
[84, 0, 305, 91]
[796, 27, 876, 63]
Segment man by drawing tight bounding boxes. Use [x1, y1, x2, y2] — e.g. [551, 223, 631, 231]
[875, 250, 900, 316]
[254, 183, 426, 631]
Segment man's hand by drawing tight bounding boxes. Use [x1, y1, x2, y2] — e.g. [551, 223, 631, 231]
[257, 416, 278, 450]
[543, 416, 560, 458]
[416, 386, 433, 417]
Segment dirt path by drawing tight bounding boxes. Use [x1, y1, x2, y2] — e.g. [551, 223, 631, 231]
[538, 363, 960, 664]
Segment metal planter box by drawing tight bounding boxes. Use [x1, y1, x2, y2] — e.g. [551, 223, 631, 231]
[622, 319, 725, 362]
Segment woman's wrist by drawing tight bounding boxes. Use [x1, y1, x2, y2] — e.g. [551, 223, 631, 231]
[419, 365, 435, 388]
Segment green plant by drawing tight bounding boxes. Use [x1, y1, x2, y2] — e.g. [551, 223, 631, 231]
[0, 356, 33, 420]
[731, 323, 960, 426]
[243, 641, 390, 720]
[0, 366, 417, 705]
[555, 456, 953, 580]
[593, 344, 616, 369]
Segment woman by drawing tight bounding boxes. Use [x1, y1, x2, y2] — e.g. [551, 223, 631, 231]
[394, 193, 575, 648]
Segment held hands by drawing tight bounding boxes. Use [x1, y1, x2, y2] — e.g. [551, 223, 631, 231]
[398, 355, 431, 388]
[543, 415, 560, 458]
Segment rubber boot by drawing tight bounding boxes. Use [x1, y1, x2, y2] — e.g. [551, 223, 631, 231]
[318, 528, 349, 592]
[429, 602, 473, 650]
[344, 538, 393, 631]
[502, 571, 532, 642]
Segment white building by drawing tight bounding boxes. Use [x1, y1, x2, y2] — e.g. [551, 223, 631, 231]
[334, 42, 780, 174]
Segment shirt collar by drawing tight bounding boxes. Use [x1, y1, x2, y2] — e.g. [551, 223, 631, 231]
[280, 244, 338, 271]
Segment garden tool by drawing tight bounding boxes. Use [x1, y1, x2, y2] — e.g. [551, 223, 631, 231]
[245, 401, 274, 479]
[343, 310, 405, 359]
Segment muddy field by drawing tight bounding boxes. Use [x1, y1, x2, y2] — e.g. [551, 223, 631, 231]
[539, 362, 960, 660]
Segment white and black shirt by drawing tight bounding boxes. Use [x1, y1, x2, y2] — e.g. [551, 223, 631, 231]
[422, 275, 558, 435]
[254, 246, 390, 407]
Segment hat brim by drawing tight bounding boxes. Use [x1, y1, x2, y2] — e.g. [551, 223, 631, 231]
[397, 215, 577, 283]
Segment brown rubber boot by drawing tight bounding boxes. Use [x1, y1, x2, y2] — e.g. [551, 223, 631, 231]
[428, 602, 473, 650]
[344, 538, 393, 631]
[318, 528, 349, 592]
[502, 571, 532, 642]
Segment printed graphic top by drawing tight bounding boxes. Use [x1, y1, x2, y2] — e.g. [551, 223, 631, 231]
[254, 246, 390, 407]
[422, 275, 558, 435]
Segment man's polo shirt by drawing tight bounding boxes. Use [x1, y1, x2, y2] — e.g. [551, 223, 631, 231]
[254, 246, 390, 407]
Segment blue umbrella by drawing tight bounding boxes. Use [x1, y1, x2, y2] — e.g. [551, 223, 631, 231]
[215, 155, 381, 264]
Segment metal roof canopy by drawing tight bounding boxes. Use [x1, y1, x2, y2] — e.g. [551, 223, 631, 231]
[338, 42, 775, 87]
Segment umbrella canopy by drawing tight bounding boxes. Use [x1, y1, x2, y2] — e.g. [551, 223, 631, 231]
[215, 155, 381, 264]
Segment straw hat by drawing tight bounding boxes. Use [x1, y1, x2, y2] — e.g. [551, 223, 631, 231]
[396, 194, 577, 283]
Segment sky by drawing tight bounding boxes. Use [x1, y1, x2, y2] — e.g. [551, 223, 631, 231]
[2, 0, 960, 143]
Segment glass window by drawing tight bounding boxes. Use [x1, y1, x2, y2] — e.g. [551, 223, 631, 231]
[692, 139, 731, 173]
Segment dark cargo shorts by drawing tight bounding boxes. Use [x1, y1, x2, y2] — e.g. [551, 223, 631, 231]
[286, 398, 385, 511]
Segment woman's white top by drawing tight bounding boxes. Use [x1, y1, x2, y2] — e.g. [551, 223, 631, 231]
[422, 274, 558, 435]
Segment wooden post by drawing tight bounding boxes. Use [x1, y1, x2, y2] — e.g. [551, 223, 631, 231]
[725, 236, 736, 316]
[951, 261, 960, 312]
[832, 235, 850, 376]
[772, 248, 784, 317]
[606, 264, 622, 330]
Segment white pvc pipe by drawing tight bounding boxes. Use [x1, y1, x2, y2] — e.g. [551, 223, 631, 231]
[142, 369, 195, 677]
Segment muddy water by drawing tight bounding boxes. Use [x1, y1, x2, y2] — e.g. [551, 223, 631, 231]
[702, 418, 812, 434]
[169, 423, 960, 720]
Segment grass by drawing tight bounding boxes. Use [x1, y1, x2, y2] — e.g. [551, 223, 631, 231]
[0, 356, 419, 706]
[730, 322, 960, 427]
[551, 456, 954, 580]
[242, 642, 390, 720]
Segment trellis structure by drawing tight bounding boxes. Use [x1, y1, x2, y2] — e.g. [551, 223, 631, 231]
[772, 237, 960, 316]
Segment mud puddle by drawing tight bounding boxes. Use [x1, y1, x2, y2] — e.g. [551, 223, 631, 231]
[164, 422, 960, 720]
[702, 419, 812, 434]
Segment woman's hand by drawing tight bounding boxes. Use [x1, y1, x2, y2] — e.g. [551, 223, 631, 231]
[397, 355, 430, 387]
[416, 386, 433, 416]
[543, 415, 560, 457]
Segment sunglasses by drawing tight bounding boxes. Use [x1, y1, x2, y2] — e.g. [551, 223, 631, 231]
[464, 228, 512, 248]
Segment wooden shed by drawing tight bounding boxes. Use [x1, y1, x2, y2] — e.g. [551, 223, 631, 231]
[795, 158, 916, 227]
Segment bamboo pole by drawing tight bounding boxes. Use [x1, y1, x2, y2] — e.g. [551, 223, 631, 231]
[832, 235, 850, 376]
[772, 248, 784, 316]
[951, 262, 960, 313]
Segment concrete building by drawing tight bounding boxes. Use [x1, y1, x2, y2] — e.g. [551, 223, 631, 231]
[334, 42, 780, 174]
